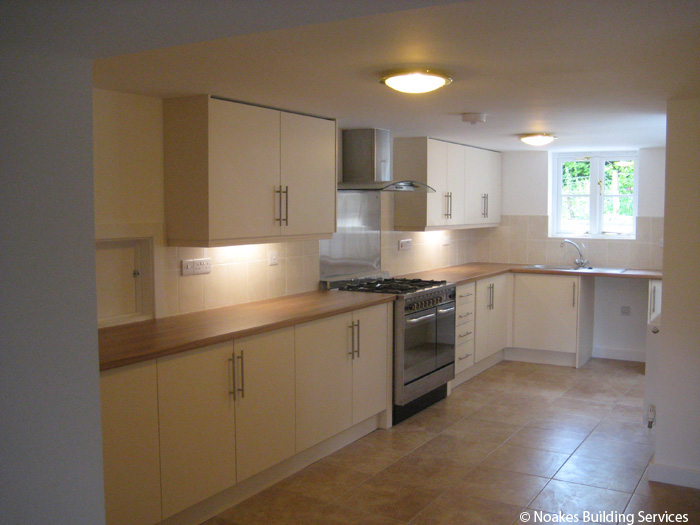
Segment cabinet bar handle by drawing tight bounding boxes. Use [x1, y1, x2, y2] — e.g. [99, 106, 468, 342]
[459, 292, 473, 298]
[356, 320, 361, 358]
[458, 331, 473, 338]
[458, 353, 473, 361]
[237, 350, 245, 398]
[275, 186, 283, 225]
[228, 355, 236, 400]
[283, 185, 289, 226]
[458, 312, 473, 319]
[572, 282, 576, 308]
[349, 322, 355, 358]
[486, 193, 489, 218]
[652, 286, 656, 314]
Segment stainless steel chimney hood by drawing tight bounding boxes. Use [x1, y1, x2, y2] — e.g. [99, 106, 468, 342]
[339, 129, 435, 192]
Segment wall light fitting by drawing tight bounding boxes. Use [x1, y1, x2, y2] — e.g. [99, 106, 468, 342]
[519, 133, 557, 146]
[380, 69, 452, 94]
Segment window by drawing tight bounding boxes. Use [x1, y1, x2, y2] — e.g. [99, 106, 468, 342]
[554, 152, 638, 237]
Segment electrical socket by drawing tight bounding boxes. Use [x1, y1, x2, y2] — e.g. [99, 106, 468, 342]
[193, 258, 212, 275]
[399, 239, 412, 251]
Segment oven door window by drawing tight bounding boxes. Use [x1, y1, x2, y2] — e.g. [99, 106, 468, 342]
[436, 301, 456, 369]
[403, 307, 437, 384]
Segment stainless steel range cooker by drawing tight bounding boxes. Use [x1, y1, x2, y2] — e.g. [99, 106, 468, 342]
[336, 277, 457, 423]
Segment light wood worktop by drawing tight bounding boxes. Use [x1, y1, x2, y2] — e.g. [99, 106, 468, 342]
[99, 290, 394, 371]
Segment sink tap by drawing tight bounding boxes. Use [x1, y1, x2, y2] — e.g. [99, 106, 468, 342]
[561, 239, 589, 268]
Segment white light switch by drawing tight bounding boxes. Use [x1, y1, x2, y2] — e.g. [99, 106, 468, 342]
[268, 251, 279, 266]
[181, 259, 194, 276]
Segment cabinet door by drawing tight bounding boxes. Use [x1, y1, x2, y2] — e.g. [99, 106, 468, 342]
[426, 139, 448, 227]
[513, 274, 579, 353]
[295, 313, 353, 452]
[474, 278, 491, 363]
[351, 304, 389, 425]
[208, 99, 281, 241]
[234, 327, 296, 482]
[281, 112, 336, 237]
[158, 342, 237, 519]
[446, 142, 466, 225]
[488, 273, 510, 355]
[101, 362, 161, 525]
[483, 149, 502, 223]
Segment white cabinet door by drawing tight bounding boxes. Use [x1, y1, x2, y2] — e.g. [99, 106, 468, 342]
[464, 146, 501, 225]
[157, 342, 237, 519]
[475, 274, 511, 363]
[295, 313, 353, 452]
[483, 149, 502, 223]
[101, 362, 161, 525]
[426, 138, 449, 227]
[513, 274, 579, 354]
[446, 142, 466, 225]
[208, 98, 281, 241]
[281, 112, 336, 237]
[234, 327, 296, 482]
[351, 303, 389, 424]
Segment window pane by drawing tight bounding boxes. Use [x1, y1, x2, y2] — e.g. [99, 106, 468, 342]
[604, 160, 634, 195]
[560, 196, 590, 233]
[562, 161, 590, 195]
[602, 196, 634, 233]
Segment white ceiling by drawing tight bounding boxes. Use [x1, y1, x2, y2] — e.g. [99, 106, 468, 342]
[90, 0, 700, 152]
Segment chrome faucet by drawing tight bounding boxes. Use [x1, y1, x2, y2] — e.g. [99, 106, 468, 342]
[561, 239, 589, 268]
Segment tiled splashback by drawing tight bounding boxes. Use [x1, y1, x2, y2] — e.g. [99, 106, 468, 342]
[160, 215, 662, 317]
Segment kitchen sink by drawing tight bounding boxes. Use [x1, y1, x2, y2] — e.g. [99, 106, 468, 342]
[523, 265, 627, 274]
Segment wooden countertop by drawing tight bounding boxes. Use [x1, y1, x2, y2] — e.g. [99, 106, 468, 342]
[99, 290, 394, 371]
[399, 262, 662, 285]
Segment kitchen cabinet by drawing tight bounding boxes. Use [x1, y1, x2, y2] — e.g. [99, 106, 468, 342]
[100, 361, 161, 525]
[455, 282, 476, 373]
[393, 137, 500, 230]
[475, 274, 511, 363]
[157, 342, 237, 519]
[163, 95, 336, 246]
[513, 274, 594, 366]
[464, 146, 501, 225]
[295, 303, 389, 452]
[233, 327, 296, 482]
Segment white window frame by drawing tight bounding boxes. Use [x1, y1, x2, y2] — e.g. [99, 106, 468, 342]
[552, 151, 639, 239]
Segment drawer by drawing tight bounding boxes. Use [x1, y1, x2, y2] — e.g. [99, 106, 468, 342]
[456, 302, 475, 325]
[456, 320, 474, 344]
[456, 282, 476, 306]
[455, 341, 475, 374]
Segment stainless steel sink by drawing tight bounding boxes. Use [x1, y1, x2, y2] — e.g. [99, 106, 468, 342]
[523, 265, 627, 274]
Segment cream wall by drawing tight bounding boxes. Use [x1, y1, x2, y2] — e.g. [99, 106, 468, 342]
[650, 97, 700, 489]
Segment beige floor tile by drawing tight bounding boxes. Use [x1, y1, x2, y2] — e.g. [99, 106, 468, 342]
[549, 397, 613, 419]
[506, 426, 587, 454]
[561, 380, 631, 405]
[322, 438, 406, 475]
[397, 401, 472, 434]
[573, 435, 654, 467]
[634, 469, 700, 511]
[356, 426, 437, 454]
[626, 493, 700, 524]
[488, 390, 559, 409]
[480, 444, 569, 478]
[448, 466, 548, 507]
[370, 451, 474, 491]
[411, 494, 523, 525]
[413, 433, 501, 464]
[470, 403, 541, 426]
[528, 411, 601, 435]
[272, 460, 371, 503]
[442, 418, 522, 444]
[590, 418, 655, 445]
[449, 383, 503, 405]
[606, 403, 644, 423]
[340, 476, 442, 522]
[530, 479, 632, 518]
[554, 455, 646, 493]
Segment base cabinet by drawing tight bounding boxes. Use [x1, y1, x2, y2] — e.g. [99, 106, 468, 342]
[513, 273, 594, 366]
[295, 303, 389, 452]
[475, 274, 510, 363]
[100, 361, 161, 525]
[157, 342, 237, 519]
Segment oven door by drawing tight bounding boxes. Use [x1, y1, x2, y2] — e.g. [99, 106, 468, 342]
[436, 301, 456, 369]
[403, 307, 438, 384]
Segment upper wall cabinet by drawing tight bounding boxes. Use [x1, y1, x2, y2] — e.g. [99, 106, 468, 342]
[393, 137, 501, 231]
[163, 95, 337, 246]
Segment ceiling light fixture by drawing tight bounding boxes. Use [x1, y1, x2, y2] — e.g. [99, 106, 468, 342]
[380, 69, 452, 94]
[519, 133, 557, 146]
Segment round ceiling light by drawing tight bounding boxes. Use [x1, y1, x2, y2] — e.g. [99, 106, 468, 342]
[380, 69, 452, 94]
[519, 133, 557, 146]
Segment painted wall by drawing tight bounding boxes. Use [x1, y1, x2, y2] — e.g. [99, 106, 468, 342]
[0, 53, 106, 522]
[650, 97, 700, 489]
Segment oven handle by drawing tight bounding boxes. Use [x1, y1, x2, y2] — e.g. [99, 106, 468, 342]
[437, 306, 455, 314]
[406, 313, 436, 324]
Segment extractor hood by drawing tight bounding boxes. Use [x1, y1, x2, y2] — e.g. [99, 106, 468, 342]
[338, 128, 435, 192]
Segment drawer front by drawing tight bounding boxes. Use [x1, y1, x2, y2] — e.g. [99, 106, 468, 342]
[455, 340, 475, 374]
[456, 320, 474, 345]
[456, 302, 475, 326]
[456, 282, 476, 306]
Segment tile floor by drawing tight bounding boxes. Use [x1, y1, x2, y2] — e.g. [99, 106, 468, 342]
[205, 358, 700, 524]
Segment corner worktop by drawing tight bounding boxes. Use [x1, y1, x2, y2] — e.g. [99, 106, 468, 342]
[399, 262, 662, 285]
[98, 290, 395, 371]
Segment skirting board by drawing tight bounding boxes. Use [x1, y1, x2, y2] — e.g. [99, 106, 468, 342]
[592, 346, 646, 363]
[504, 347, 577, 367]
[161, 414, 382, 525]
[648, 459, 700, 490]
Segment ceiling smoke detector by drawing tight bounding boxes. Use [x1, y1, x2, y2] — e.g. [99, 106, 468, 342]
[462, 113, 486, 125]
